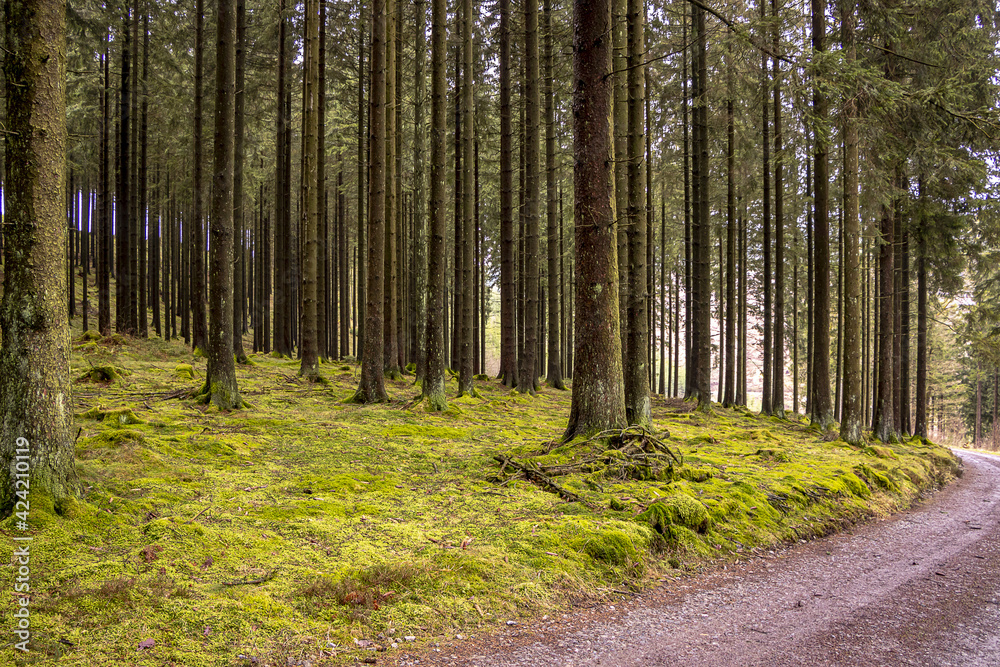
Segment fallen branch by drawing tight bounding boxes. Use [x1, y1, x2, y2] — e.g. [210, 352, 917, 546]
[494, 455, 593, 508]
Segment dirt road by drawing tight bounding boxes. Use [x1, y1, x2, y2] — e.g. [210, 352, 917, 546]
[395, 449, 1000, 666]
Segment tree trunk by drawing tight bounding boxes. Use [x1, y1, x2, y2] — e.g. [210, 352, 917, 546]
[723, 32, 736, 408]
[117, 7, 133, 335]
[191, 0, 208, 352]
[771, 0, 785, 418]
[564, 0, 626, 439]
[518, 0, 540, 396]
[544, 0, 564, 390]
[299, 0, 321, 380]
[200, 0, 244, 409]
[691, 5, 711, 410]
[810, 0, 832, 429]
[99, 37, 111, 335]
[458, 0, 476, 396]
[1, 0, 79, 515]
[384, 0, 401, 379]
[499, 0, 516, 386]
[423, 0, 448, 410]
[233, 0, 248, 362]
[760, 0, 772, 415]
[413, 0, 428, 382]
[613, 0, 628, 372]
[354, 0, 389, 403]
[840, 0, 862, 444]
[624, 0, 649, 426]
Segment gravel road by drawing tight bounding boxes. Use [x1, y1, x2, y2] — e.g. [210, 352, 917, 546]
[393, 449, 1000, 667]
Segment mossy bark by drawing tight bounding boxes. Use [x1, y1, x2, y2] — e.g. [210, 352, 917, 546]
[1, 0, 79, 515]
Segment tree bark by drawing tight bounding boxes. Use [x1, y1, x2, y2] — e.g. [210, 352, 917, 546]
[423, 0, 448, 410]
[564, 0, 626, 439]
[1, 0, 79, 515]
[354, 0, 389, 403]
[518, 0, 541, 396]
[499, 0, 516, 387]
[544, 0, 564, 390]
[840, 0, 863, 444]
[810, 0, 833, 429]
[624, 0, 649, 426]
[200, 0, 244, 409]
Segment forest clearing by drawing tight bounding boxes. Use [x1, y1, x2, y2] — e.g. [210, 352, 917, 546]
[5, 330, 956, 665]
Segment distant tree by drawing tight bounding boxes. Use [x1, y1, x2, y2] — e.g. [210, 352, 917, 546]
[1, 0, 79, 515]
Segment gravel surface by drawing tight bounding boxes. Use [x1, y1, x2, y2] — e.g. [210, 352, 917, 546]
[392, 449, 1000, 667]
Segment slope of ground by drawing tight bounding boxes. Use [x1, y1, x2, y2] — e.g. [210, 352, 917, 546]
[3, 333, 958, 666]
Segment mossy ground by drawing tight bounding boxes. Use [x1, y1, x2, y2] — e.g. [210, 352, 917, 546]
[4, 330, 958, 666]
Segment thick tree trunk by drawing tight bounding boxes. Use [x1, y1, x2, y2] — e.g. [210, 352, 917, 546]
[99, 38, 111, 335]
[564, 0, 626, 439]
[117, 8, 133, 335]
[383, 0, 401, 379]
[1, 0, 79, 515]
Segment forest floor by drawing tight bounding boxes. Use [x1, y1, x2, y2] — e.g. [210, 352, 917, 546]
[6, 330, 960, 666]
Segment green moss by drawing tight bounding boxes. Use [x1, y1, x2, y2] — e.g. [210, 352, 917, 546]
[78, 406, 144, 425]
[50, 328, 959, 666]
[174, 363, 196, 379]
[80, 330, 103, 342]
[637, 493, 710, 535]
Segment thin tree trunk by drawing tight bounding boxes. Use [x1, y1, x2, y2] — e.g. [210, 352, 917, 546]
[723, 31, 736, 408]
[459, 0, 476, 396]
[191, 0, 208, 351]
[233, 0, 248, 362]
[423, 0, 448, 409]
[413, 0, 428, 382]
[544, 0, 564, 390]
[518, 0, 541, 396]
[840, 0, 862, 443]
[810, 0, 832, 429]
[354, 0, 389, 403]
[624, 0, 649, 426]
[771, 0, 785, 417]
[499, 0, 516, 387]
